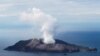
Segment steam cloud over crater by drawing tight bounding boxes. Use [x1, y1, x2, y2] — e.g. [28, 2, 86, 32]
[20, 8, 57, 44]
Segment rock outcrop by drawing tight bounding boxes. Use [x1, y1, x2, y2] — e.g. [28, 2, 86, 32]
[4, 39, 97, 53]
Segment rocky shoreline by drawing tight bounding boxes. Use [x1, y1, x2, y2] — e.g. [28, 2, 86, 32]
[4, 39, 97, 53]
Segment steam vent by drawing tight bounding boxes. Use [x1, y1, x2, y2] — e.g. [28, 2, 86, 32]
[4, 39, 97, 53]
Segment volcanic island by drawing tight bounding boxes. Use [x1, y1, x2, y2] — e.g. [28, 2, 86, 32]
[4, 38, 97, 53]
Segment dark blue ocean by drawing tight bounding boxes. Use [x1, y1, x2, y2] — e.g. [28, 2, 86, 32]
[0, 31, 100, 56]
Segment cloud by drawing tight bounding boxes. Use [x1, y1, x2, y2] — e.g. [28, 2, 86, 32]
[1, 0, 100, 17]
[0, 3, 13, 11]
[0, 3, 13, 8]
[31, 0, 100, 16]
[0, 3, 30, 17]
[0, 0, 100, 31]
[57, 0, 100, 16]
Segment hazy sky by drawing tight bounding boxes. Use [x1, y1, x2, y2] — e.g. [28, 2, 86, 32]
[0, 0, 100, 37]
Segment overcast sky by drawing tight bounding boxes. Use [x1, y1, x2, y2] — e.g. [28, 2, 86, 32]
[0, 0, 100, 37]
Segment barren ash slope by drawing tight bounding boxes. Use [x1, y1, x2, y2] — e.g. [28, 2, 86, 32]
[4, 38, 97, 53]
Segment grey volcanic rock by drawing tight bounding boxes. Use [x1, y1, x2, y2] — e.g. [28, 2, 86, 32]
[4, 39, 97, 53]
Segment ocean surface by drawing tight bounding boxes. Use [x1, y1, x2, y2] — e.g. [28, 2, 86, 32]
[0, 31, 100, 56]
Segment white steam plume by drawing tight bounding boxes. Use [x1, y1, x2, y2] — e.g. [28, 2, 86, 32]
[20, 8, 57, 44]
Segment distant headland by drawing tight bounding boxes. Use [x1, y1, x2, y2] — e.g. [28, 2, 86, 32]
[4, 39, 97, 53]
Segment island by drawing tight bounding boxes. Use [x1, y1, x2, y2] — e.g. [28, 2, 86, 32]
[4, 39, 97, 53]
